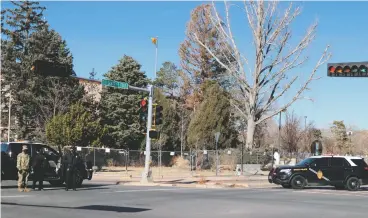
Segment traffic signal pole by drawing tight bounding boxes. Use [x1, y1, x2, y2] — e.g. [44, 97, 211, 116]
[142, 85, 153, 183]
[129, 84, 154, 183]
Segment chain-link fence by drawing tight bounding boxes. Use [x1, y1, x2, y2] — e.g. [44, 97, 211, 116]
[59, 146, 368, 178]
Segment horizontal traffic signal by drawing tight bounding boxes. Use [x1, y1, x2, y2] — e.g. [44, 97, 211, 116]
[327, 62, 368, 77]
[31, 60, 73, 77]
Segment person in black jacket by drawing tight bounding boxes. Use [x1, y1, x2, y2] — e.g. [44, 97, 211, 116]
[63, 146, 82, 191]
[32, 148, 48, 190]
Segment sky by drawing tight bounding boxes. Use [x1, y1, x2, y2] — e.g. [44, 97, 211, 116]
[2, 1, 368, 130]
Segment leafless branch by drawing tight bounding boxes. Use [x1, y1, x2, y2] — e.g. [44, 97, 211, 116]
[194, 0, 331, 148]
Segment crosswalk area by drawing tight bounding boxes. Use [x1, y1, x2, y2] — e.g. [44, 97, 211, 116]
[245, 186, 368, 198]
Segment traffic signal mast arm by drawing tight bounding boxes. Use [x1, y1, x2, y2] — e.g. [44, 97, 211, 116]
[31, 59, 155, 183]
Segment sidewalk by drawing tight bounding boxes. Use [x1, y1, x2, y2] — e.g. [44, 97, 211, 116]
[91, 171, 276, 189]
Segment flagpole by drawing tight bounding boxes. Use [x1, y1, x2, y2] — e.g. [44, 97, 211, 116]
[154, 36, 158, 79]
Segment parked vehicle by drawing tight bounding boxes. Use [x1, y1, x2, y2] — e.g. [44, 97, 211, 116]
[1, 141, 93, 187]
[268, 155, 368, 191]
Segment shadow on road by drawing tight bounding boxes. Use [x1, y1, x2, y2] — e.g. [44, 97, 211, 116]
[266, 186, 368, 191]
[1, 183, 113, 191]
[1, 202, 150, 213]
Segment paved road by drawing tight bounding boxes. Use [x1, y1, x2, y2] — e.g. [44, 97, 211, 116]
[2, 180, 368, 218]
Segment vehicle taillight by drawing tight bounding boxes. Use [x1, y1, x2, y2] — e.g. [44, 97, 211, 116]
[364, 167, 368, 171]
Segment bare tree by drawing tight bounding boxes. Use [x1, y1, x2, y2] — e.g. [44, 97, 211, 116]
[281, 111, 309, 153]
[193, 0, 331, 149]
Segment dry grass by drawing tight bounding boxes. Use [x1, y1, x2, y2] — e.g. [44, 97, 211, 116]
[171, 156, 190, 169]
[101, 166, 236, 178]
[197, 176, 207, 184]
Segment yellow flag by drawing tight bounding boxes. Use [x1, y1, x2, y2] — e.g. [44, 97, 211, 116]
[151, 37, 157, 45]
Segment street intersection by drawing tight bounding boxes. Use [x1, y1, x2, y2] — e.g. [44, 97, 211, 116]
[1, 180, 368, 218]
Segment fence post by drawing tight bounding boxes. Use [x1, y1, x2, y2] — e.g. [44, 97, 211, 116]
[93, 147, 96, 174]
[125, 149, 128, 174]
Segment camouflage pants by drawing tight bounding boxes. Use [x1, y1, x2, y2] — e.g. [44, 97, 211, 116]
[18, 170, 29, 188]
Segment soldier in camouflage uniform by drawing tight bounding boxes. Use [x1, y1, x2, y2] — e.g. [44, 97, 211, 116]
[17, 145, 30, 192]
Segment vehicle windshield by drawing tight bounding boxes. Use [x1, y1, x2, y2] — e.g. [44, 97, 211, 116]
[296, 158, 316, 166]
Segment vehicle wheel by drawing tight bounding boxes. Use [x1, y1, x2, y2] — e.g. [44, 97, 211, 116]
[282, 184, 291, 188]
[345, 177, 360, 191]
[49, 180, 64, 187]
[291, 175, 306, 190]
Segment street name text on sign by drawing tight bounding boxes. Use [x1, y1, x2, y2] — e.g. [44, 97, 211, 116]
[102, 79, 129, 89]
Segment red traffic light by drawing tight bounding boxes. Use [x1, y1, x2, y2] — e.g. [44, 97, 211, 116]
[140, 99, 147, 107]
[327, 62, 368, 77]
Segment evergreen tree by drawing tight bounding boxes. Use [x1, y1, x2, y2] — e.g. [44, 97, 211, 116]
[154, 61, 191, 152]
[46, 102, 106, 148]
[186, 81, 238, 149]
[154, 62, 180, 97]
[100, 55, 149, 149]
[179, 4, 235, 111]
[153, 88, 181, 151]
[1, 1, 47, 139]
[1, 1, 83, 140]
[26, 24, 84, 140]
[330, 120, 349, 152]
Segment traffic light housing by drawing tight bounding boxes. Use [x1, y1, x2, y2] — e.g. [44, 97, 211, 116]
[31, 60, 73, 77]
[149, 129, 160, 139]
[153, 104, 163, 126]
[327, 62, 368, 77]
[138, 98, 148, 133]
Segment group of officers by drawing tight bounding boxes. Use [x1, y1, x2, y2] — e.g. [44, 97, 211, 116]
[16, 145, 82, 192]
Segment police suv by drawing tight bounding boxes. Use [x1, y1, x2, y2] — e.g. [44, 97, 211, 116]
[268, 155, 368, 191]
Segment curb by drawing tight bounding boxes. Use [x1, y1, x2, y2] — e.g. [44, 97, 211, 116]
[114, 181, 276, 189]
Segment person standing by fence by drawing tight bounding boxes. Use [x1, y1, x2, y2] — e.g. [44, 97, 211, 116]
[17, 145, 30, 192]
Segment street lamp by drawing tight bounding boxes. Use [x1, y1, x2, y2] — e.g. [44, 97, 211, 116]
[278, 109, 287, 151]
[347, 131, 353, 155]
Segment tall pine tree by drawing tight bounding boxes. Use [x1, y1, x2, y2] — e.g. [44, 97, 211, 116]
[100, 55, 149, 149]
[1, 1, 47, 140]
[187, 81, 238, 150]
[1, 1, 84, 140]
[25, 24, 84, 140]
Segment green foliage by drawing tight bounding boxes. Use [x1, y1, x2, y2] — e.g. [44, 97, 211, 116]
[153, 88, 181, 151]
[330, 120, 348, 150]
[100, 55, 149, 149]
[153, 62, 180, 97]
[1, 2, 83, 140]
[187, 81, 238, 149]
[312, 128, 322, 140]
[46, 102, 106, 147]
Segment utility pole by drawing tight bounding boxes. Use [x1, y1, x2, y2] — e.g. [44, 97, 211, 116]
[151, 37, 158, 78]
[7, 91, 11, 142]
[180, 111, 184, 157]
[141, 85, 153, 183]
[0, 71, 2, 143]
[214, 132, 220, 177]
[278, 111, 281, 151]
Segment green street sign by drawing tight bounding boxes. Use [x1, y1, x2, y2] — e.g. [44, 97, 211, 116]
[102, 79, 129, 89]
